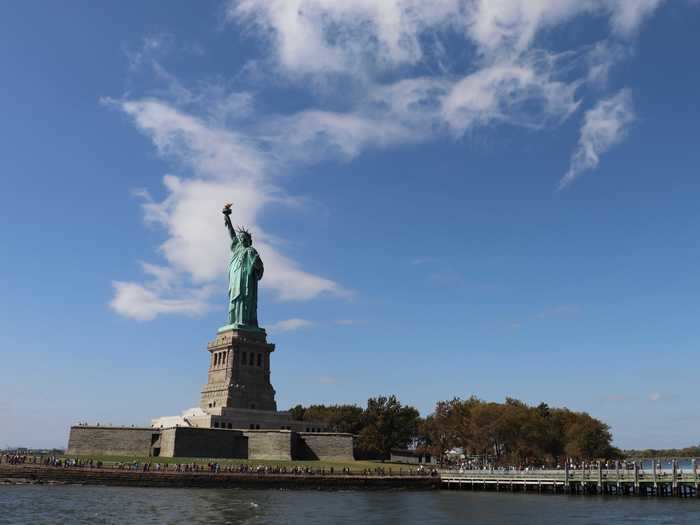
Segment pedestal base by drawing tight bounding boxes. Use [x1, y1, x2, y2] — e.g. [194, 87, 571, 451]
[218, 323, 266, 334]
[201, 327, 277, 412]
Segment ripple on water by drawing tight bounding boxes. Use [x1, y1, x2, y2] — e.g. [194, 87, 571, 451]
[0, 486, 699, 525]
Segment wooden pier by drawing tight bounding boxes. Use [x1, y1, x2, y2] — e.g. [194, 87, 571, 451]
[440, 460, 700, 497]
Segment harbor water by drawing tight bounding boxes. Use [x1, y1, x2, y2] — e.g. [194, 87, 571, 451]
[1, 485, 699, 524]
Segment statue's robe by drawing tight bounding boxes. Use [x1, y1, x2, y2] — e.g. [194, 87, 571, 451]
[228, 238, 263, 327]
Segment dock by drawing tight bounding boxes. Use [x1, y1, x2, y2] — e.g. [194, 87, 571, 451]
[441, 460, 700, 497]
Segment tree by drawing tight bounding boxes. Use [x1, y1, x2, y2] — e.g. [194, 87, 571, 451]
[286, 396, 420, 459]
[289, 404, 305, 421]
[302, 404, 364, 434]
[357, 395, 420, 459]
[290, 395, 618, 465]
[563, 414, 615, 459]
[421, 397, 616, 465]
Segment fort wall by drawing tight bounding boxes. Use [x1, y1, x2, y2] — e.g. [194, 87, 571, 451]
[67, 427, 157, 457]
[160, 427, 247, 458]
[67, 426, 353, 462]
[244, 430, 293, 460]
[295, 432, 354, 461]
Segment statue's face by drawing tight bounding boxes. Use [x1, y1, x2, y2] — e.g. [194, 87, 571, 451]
[240, 234, 252, 247]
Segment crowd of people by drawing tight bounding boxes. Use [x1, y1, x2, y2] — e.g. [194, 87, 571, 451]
[4, 453, 688, 478]
[440, 458, 636, 473]
[1, 454, 104, 468]
[438, 457, 693, 477]
[1, 454, 436, 477]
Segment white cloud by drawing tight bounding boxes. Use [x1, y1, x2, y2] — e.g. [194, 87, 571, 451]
[230, 0, 463, 75]
[120, 99, 266, 185]
[124, 33, 174, 71]
[609, 0, 665, 36]
[648, 392, 661, 402]
[223, 0, 660, 170]
[268, 318, 314, 331]
[259, 55, 581, 161]
[585, 41, 628, 88]
[442, 56, 580, 134]
[110, 281, 210, 321]
[107, 98, 344, 320]
[466, 0, 662, 59]
[109, 261, 214, 321]
[262, 109, 419, 163]
[110, 0, 665, 320]
[228, 0, 664, 76]
[260, 247, 345, 301]
[465, 0, 592, 58]
[560, 88, 635, 188]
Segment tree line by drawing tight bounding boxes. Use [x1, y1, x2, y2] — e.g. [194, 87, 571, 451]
[290, 395, 619, 463]
[621, 445, 700, 458]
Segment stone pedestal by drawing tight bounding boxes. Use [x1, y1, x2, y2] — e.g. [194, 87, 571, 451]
[200, 328, 277, 412]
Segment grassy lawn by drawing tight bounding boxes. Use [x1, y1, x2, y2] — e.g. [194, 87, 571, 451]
[59, 455, 421, 473]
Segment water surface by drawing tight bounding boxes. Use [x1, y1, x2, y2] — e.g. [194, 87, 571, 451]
[1, 485, 699, 524]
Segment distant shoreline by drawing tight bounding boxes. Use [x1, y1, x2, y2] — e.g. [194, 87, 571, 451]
[0, 465, 439, 490]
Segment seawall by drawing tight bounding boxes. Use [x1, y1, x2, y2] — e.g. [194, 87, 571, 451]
[0, 465, 439, 490]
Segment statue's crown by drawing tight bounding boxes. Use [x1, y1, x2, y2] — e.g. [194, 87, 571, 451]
[236, 226, 252, 238]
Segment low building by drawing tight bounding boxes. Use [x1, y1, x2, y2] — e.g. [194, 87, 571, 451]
[390, 449, 436, 465]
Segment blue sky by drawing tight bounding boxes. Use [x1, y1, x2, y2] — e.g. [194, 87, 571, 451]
[1, 1, 699, 449]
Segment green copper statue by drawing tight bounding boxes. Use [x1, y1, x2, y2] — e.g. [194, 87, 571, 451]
[222, 203, 264, 329]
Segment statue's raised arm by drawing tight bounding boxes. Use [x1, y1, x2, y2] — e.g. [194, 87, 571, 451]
[223, 203, 236, 242]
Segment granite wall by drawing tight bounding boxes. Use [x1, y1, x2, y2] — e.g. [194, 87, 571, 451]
[244, 430, 293, 460]
[67, 427, 158, 457]
[67, 426, 354, 462]
[295, 432, 354, 461]
[159, 427, 247, 458]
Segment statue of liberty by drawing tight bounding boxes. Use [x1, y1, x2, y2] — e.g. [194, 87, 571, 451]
[222, 203, 264, 329]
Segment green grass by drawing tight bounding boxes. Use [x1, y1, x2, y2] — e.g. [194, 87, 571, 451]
[59, 455, 421, 473]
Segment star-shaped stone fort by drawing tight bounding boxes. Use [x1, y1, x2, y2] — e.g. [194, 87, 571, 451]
[67, 205, 353, 461]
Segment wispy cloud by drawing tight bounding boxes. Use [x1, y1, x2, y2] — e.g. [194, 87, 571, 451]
[227, 0, 657, 193]
[441, 55, 580, 135]
[609, 0, 666, 36]
[124, 33, 174, 71]
[104, 96, 345, 320]
[268, 318, 314, 332]
[648, 392, 662, 402]
[319, 375, 337, 385]
[110, 281, 211, 321]
[228, 1, 663, 77]
[560, 88, 635, 188]
[109, 1, 664, 320]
